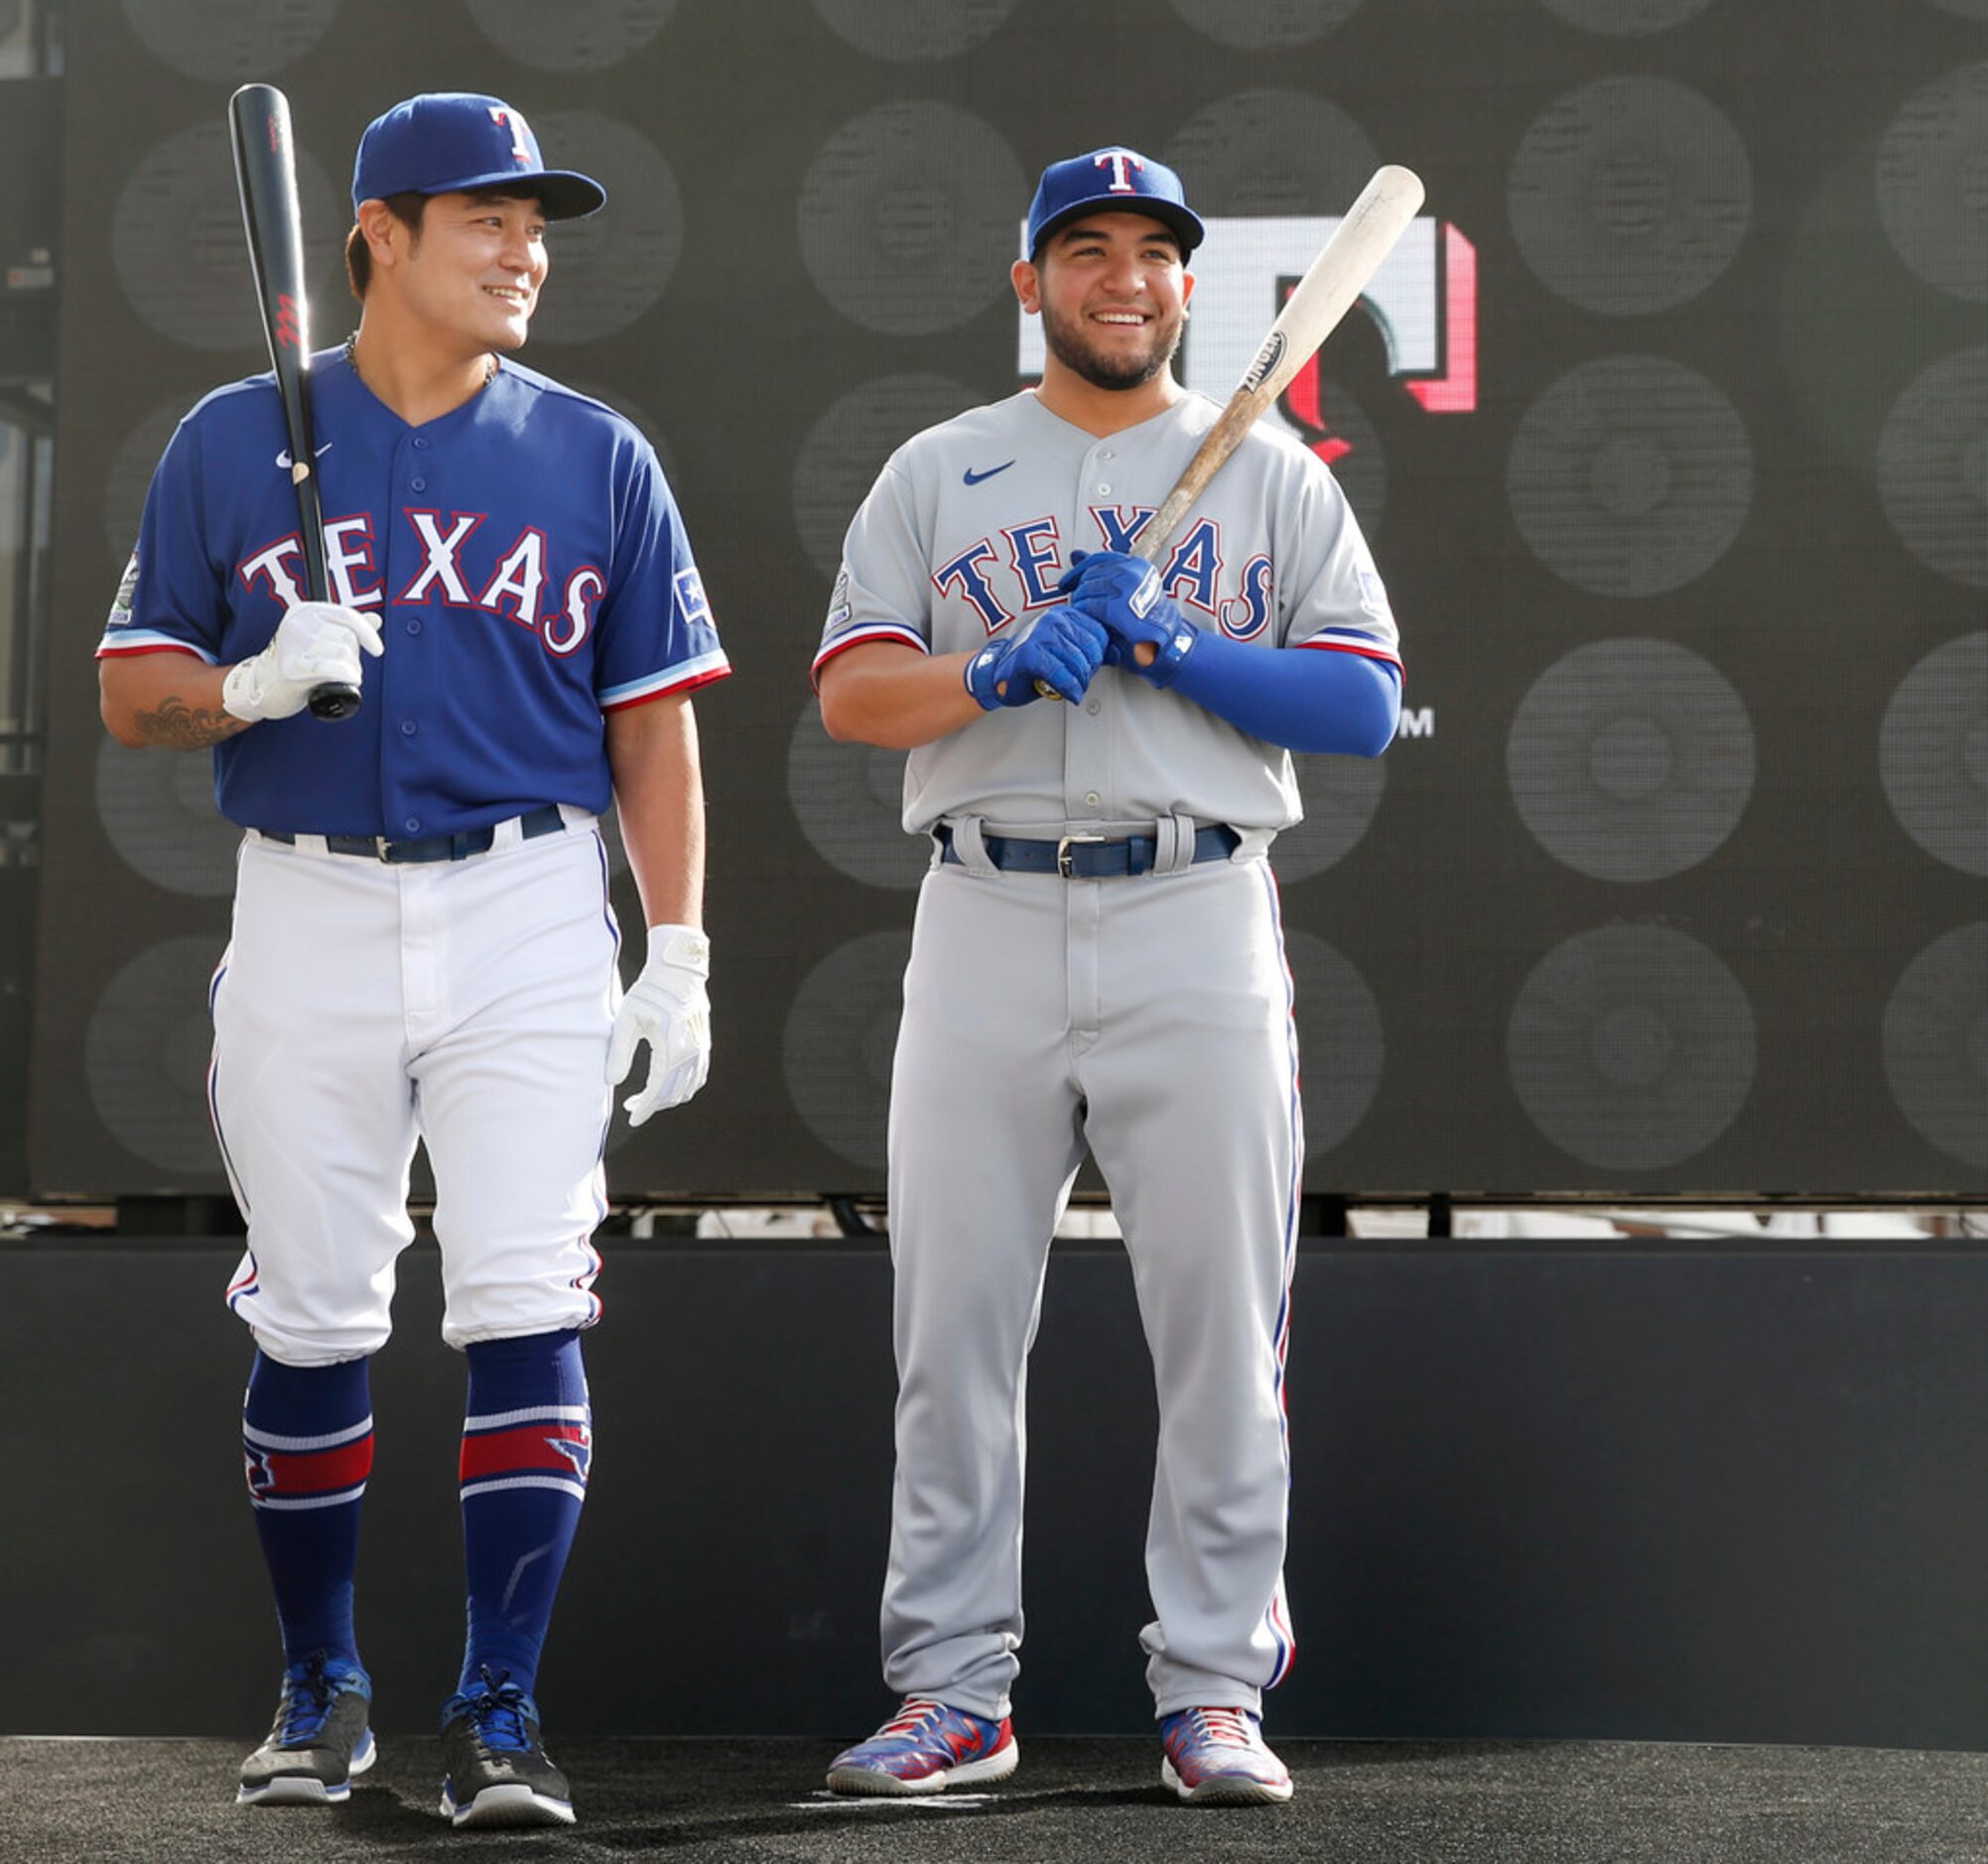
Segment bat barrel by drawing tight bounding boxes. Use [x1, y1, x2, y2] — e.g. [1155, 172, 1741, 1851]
[228, 83, 354, 720]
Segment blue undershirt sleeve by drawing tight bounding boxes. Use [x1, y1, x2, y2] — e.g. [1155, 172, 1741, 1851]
[1167, 629, 1402, 756]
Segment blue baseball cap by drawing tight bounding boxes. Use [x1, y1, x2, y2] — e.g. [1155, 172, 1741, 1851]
[352, 92, 605, 220]
[1024, 148, 1203, 259]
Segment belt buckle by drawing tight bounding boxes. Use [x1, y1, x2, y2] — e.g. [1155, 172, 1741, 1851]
[373, 836, 397, 862]
[1055, 832, 1106, 877]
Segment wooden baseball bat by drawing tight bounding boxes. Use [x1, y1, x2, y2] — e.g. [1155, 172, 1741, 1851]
[1042, 163, 1425, 694]
[227, 82, 359, 723]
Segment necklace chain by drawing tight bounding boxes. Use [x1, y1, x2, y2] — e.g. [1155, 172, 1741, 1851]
[342, 332, 497, 387]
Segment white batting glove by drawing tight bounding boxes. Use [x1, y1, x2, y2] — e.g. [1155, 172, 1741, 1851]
[606, 925, 713, 1125]
[221, 600, 384, 723]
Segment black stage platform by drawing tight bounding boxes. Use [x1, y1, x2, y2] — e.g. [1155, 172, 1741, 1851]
[11, 1735, 1988, 1863]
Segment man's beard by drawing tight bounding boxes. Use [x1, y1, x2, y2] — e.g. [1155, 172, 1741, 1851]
[1040, 299, 1183, 391]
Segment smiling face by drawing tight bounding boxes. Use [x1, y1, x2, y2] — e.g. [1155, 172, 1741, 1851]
[1014, 210, 1194, 394]
[369, 189, 549, 355]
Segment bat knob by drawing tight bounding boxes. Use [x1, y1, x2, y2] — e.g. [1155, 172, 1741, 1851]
[308, 682, 362, 723]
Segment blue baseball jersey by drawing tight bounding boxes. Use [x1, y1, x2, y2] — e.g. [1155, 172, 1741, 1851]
[100, 348, 729, 838]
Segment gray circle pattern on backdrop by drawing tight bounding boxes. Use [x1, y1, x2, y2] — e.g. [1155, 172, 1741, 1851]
[788, 700, 925, 891]
[522, 114, 682, 345]
[1272, 751, 1388, 884]
[85, 935, 229, 1179]
[1880, 631, 1988, 876]
[1508, 639, 1755, 881]
[105, 397, 203, 569]
[121, 0, 336, 80]
[1508, 924, 1757, 1170]
[465, 0, 675, 68]
[1535, 0, 1716, 32]
[1508, 355, 1754, 598]
[1877, 63, 1988, 304]
[812, 0, 1018, 61]
[1883, 922, 1988, 1167]
[798, 104, 1026, 336]
[114, 123, 343, 352]
[783, 931, 911, 1173]
[1167, 0, 1365, 49]
[1282, 932, 1386, 1157]
[1509, 76, 1752, 316]
[97, 738, 236, 896]
[1164, 90, 1380, 218]
[1877, 344, 1988, 590]
[794, 373, 984, 581]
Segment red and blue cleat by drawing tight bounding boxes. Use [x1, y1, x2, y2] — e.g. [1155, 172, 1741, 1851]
[826, 1696, 1019, 1797]
[1159, 1706, 1293, 1805]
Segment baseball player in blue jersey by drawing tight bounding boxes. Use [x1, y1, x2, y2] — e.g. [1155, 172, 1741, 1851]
[814, 149, 1402, 1803]
[97, 94, 728, 1829]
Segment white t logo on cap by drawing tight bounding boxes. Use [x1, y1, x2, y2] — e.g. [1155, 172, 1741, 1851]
[487, 104, 533, 166]
[1094, 151, 1145, 194]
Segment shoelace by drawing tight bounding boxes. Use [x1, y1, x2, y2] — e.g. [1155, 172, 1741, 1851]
[462, 1666, 534, 1754]
[879, 1697, 949, 1740]
[1186, 1707, 1257, 1748]
[278, 1656, 340, 1743]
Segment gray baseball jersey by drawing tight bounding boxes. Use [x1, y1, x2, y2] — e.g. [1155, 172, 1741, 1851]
[814, 388, 1400, 833]
[818, 385, 1401, 1725]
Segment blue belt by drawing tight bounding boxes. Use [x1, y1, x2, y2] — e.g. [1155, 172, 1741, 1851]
[937, 823, 1240, 878]
[259, 804, 567, 864]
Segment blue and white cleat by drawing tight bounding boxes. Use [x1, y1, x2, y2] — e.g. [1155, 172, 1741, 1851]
[438, 1666, 575, 1828]
[1159, 1705, 1293, 1805]
[236, 1653, 375, 1805]
[826, 1695, 1019, 1796]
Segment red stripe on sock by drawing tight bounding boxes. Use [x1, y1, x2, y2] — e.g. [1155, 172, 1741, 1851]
[459, 1422, 590, 1483]
[259, 1434, 373, 1496]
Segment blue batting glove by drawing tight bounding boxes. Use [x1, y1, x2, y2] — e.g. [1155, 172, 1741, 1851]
[1059, 550, 1198, 689]
[964, 604, 1110, 708]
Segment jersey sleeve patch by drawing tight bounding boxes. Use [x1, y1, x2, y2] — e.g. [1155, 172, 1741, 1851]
[106, 550, 140, 628]
[674, 565, 712, 629]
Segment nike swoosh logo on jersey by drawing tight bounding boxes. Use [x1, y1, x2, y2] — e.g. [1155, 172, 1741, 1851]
[275, 443, 333, 469]
[963, 461, 1014, 485]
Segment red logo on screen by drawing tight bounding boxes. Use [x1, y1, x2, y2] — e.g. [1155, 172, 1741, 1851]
[1016, 212, 1479, 466]
[273, 294, 303, 350]
[1275, 223, 1478, 468]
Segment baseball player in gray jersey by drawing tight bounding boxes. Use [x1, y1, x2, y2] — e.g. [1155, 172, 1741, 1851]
[812, 148, 1401, 1804]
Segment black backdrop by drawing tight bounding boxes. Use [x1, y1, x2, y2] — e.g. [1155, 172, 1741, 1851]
[29, 0, 1988, 1199]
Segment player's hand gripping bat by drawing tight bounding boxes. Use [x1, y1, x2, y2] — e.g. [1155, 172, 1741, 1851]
[1038, 163, 1425, 696]
[228, 82, 359, 723]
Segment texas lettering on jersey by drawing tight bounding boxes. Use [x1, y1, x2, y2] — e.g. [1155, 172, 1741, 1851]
[236, 508, 614, 659]
[933, 504, 1274, 642]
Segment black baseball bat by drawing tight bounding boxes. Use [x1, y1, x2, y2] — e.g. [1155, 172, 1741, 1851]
[226, 82, 359, 722]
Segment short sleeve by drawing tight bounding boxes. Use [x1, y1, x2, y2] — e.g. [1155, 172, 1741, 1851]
[97, 416, 225, 663]
[593, 442, 730, 711]
[811, 460, 932, 686]
[1278, 459, 1402, 677]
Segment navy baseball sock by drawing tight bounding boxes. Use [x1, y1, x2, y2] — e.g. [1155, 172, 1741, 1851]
[457, 1328, 592, 1698]
[241, 1350, 373, 1670]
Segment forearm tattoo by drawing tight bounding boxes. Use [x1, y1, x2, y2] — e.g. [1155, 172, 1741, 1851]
[131, 693, 248, 749]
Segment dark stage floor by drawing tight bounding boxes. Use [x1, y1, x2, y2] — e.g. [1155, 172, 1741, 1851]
[10, 1735, 1988, 1863]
